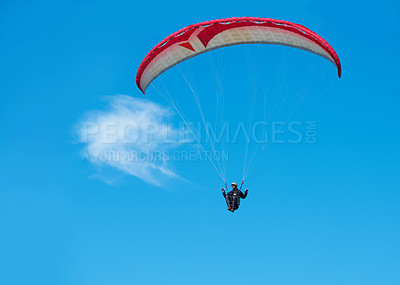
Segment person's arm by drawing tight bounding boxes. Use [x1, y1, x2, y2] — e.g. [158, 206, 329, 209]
[222, 188, 226, 198]
[241, 189, 248, 199]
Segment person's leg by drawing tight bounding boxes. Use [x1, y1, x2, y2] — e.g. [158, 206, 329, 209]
[233, 199, 239, 211]
[228, 198, 235, 212]
[225, 197, 232, 211]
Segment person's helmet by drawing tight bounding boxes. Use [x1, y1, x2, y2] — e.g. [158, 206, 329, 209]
[231, 182, 237, 186]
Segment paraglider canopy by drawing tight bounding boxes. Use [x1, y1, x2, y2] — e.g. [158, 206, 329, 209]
[136, 17, 341, 93]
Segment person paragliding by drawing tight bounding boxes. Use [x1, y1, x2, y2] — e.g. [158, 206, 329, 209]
[136, 17, 341, 211]
[222, 182, 248, 212]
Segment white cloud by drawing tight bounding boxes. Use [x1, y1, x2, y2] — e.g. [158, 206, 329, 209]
[74, 95, 184, 186]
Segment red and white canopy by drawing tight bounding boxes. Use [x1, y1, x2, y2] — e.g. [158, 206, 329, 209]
[136, 17, 341, 93]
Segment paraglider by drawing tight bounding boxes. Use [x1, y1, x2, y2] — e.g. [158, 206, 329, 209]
[222, 182, 248, 212]
[136, 17, 341, 211]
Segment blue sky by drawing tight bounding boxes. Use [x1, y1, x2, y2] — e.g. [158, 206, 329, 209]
[1, 0, 400, 284]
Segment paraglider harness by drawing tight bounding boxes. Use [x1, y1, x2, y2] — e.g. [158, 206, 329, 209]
[224, 181, 245, 210]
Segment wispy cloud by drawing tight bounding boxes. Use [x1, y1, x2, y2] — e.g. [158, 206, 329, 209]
[74, 95, 183, 186]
